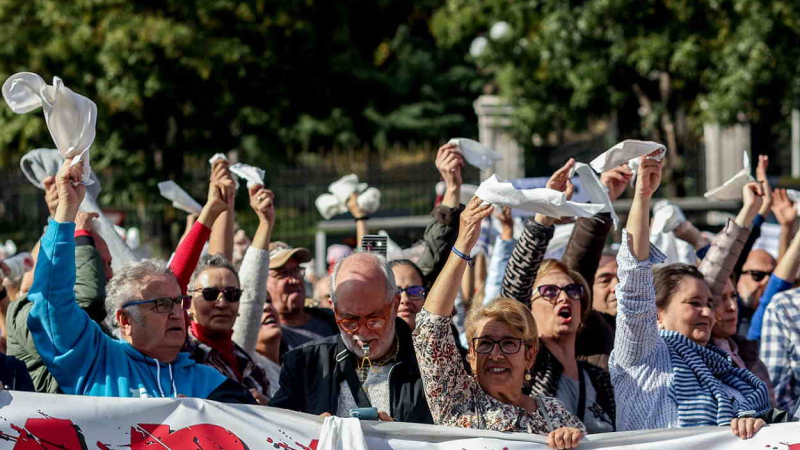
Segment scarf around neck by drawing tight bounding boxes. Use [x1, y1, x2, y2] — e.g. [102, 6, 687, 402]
[660, 330, 770, 427]
[190, 321, 241, 380]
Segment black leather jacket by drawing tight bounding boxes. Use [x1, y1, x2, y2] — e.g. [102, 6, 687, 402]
[269, 318, 433, 424]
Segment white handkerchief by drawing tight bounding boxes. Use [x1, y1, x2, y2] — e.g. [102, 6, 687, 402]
[357, 187, 381, 214]
[229, 163, 265, 189]
[315, 194, 347, 220]
[703, 151, 755, 201]
[329, 174, 362, 203]
[208, 153, 229, 165]
[651, 200, 686, 234]
[590, 140, 666, 173]
[475, 175, 604, 218]
[448, 138, 502, 170]
[784, 190, 800, 216]
[571, 162, 619, 229]
[158, 181, 203, 215]
[3, 72, 96, 186]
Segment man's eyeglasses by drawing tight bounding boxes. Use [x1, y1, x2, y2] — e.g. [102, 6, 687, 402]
[742, 270, 772, 282]
[122, 295, 191, 313]
[535, 283, 584, 301]
[191, 287, 242, 303]
[472, 337, 526, 355]
[271, 267, 305, 280]
[397, 285, 426, 301]
[336, 303, 392, 334]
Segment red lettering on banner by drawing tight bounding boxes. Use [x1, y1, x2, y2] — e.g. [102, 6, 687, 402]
[130, 423, 246, 449]
[10, 418, 88, 449]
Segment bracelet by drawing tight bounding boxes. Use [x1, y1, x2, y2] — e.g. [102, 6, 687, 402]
[451, 246, 475, 267]
[354, 216, 370, 221]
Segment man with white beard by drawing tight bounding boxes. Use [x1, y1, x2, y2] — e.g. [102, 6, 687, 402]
[269, 252, 433, 424]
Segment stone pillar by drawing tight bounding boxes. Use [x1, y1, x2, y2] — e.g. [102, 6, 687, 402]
[473, 95, 524, 180]
[703, 122, 751, 224]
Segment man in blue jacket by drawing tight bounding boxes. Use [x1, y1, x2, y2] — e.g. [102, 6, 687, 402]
[27, 159, 255, 403]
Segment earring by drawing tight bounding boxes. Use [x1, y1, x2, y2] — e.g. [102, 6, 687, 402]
[525, 373, 532, 381]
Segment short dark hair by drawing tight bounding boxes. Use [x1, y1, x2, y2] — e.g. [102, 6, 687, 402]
[388, 259, 424, 284]
[653, 263, 706, 310]
[189, 254, 239, 291]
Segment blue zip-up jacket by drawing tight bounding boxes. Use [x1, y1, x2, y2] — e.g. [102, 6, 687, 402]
[27, 219, 255, 403]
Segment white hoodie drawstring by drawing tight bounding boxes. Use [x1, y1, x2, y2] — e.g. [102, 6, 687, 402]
[154, 358, 166, 398]
[169, 363, 177, 398]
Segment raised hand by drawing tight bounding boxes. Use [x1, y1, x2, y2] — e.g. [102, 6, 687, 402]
[346, 192, 366, 219]
[547, 426, 583, 449]
[211, 160, 234, 183]
[43, 176, 59, 217]
[771, 188, 797, 227]
[546, 158, 575, 199]
[497, 206, 514, 240]
[634, 153, 662, 199]
[755, 155, 772, 216]
[455, 196, 493, 253]
[249, 185, 275, 229]
[53, 159, 86, 223]
[601, 163, 633, 201]
[75, 211, 99, 232]
[435, 142, 464, 189]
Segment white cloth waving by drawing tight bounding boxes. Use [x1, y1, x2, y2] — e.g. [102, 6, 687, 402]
[229, 162, 265, 189]
[590, 139, 666, 173]
[448, 138, 502, 170]
[703, 151, 755, 201]
[3, 72, 97, 186]
[475, 175, 603, 218]
[158, 181, 203, 215]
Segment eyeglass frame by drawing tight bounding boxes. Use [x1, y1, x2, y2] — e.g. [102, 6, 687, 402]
[190, 286, 243, 303]
[396, 285, 426, 301]
[335, 302, 394, 334]
[270, 266, 305, 280]
[122, 295, 191, 314]
[533, 283, 585, 302]
[471, 337, 529, 355]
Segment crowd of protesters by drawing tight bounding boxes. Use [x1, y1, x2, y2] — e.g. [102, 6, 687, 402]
[1, 140, 800, 450]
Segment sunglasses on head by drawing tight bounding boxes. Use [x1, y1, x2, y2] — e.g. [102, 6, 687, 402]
[742, 270, 772, 282]
[535, 283, 584, 301]
[191, 287, 243, 303]
[397, 285, 426, 300]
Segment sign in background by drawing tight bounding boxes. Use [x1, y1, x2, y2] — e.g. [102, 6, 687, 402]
[0, 391, 798, 449]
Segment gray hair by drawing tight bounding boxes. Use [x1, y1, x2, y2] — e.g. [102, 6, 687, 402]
[105, 258, 176, 327]
[330, 251, 396, 305]
[188, 253, 239, 292]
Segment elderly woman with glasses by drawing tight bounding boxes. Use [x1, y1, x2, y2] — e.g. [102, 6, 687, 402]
[414, 197, 585, 450]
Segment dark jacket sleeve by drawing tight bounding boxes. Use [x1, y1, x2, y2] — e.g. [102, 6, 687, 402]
[268, 350, 303, 411]
[74, 238, 108, 324]
[500, 218, 554, 305]
[207, 378, 258, 404]
[417, 204, 464, 288]
[561, 213, 613, 287]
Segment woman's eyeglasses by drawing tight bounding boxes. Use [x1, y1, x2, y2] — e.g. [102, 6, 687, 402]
[742, 270, 772, 282]
[397, 285, 426, 300]
[191, 287, 243, 303]
[535, 283, 584, 301]
[472, 337, 526, 354]
[122, 295, 191, 313]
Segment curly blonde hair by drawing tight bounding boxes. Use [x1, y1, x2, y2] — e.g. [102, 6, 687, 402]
[465, 297, 538, 350]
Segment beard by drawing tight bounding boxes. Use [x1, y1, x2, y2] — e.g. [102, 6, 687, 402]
[341, 318, 397, 360]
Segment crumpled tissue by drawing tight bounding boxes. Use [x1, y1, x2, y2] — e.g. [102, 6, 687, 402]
[3, 72, 96, 187]
[229, 162, 265, 189]
[590, 140, 666, 173]
[448, 138, 502, 171]
[316, 174, 380, 219]
[703, 151, 755, 201]
[158, 181, 203, 215]
[475, 175, 604, 218]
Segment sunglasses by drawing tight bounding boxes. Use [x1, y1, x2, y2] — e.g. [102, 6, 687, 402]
[535, 283, 584, 301]
[397, 285, 426, 300]
[472, 337, 526, 355]
[742, 270, 772, 282]
[191, 287, 243, 303]
[122, 295, 191, 314]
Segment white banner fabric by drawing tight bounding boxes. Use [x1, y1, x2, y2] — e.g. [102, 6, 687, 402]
[0, 391, 799, 449]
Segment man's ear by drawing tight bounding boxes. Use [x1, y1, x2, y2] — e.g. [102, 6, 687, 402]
[392, 294, 400, 312]
[116, 310, 132, 338]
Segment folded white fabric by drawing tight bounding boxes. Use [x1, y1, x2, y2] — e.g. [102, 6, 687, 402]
[208, 153, 229, 165]
[652, 232, 696, 265]
[79, 192, 139, 271]
[3, 72, 97, 186]
[703, 151, 755, 201]
[570, 162, 619, 228]
[317, 416, 369, 450]
[315, 194, 348, 220]
[475, 175, 604, 218]
[158, 181, 203, 215]
[229, 162, 265, 189]
[448, 138, 502, 170]
[316, 174, 380, 219]
[435, 181, 479, 204]
[651, 200, 687, 234]
[590, 139, 666, 173]
[20, 148, 102, 199]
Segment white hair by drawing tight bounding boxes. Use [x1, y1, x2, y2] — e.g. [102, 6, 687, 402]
[329, 251, 396, 305]
[105, 258, 176, 327]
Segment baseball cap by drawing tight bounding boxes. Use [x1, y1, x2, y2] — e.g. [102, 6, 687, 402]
[269, 241, 312, 269]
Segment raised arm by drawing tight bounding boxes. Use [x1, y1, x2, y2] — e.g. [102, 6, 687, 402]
[697, 182, 762, 300]
[208, 161, 236, 261]
[500, 159, 574, 304]
[346, 193, 369, 246]
[233, 185, 275, 356]
[771, 188, 798, 261]
[611, 154, 667, 368]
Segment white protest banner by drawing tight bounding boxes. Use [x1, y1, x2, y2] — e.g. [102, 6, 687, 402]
[0, 391, 799, 449]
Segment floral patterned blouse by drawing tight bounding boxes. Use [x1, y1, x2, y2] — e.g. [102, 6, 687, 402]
[413, 310, 587, 434]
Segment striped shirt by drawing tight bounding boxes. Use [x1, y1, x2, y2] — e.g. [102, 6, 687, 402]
[760, 287, 800, 414]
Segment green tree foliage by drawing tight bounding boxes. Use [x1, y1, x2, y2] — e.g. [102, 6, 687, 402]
[431, 0, 800, 193]
[0, 0, 483, 204]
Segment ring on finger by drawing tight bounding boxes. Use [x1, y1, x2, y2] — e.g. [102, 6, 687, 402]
[258, 195, 266, 201]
